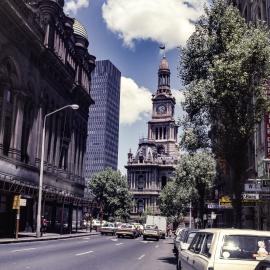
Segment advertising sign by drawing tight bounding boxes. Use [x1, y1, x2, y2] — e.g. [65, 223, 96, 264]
[12, 195, 21, 210]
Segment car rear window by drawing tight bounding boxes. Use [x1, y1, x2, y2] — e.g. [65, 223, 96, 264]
[220, 235, 270, 260]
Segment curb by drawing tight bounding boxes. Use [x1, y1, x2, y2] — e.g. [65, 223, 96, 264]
[0, 232, 100, 244]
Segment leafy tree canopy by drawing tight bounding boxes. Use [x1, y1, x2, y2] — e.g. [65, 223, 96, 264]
[160, 151, 216, 222]
[179, 0, 270, 227]
[88, 168, 132, 222]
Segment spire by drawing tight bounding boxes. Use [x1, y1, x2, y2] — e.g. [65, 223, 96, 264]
[157, 46, 171, 94]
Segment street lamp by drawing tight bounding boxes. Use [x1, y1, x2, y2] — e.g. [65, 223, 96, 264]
[36, 104, 79, 237]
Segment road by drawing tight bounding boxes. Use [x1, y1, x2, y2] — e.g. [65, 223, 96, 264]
[0, 234, 176, 270]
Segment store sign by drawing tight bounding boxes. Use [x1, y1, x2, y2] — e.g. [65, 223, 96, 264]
[244, 182, 270, 192]
[20, 199, 26, 207]
[12, 195, 21, 210]
[242, 193, 259, 200]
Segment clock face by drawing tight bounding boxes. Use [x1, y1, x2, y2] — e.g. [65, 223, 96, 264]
[157, 105, 166, 114]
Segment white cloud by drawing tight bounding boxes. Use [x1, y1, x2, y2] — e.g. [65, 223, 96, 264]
[64, 0, 89, 15]
[172, 89, 185, 104]
[120, 77, 152, 125]
[102, 0, 205, 50]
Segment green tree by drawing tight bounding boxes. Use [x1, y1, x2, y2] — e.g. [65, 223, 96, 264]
[160, 152, 216, 226]
[179, 0, 270, 227]
[88, 168, 132, 222]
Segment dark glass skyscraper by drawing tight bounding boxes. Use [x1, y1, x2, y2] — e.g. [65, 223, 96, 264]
[85, 60, 121, 180]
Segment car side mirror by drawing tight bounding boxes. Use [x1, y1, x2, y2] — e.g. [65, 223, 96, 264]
[180, 243, 189, 250]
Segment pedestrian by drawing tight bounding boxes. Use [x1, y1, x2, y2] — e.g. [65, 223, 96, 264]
[41, 216, 48, 236]
[166, 224, 172, 237]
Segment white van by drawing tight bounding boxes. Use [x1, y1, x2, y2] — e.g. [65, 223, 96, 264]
[178, 228, 270, 270]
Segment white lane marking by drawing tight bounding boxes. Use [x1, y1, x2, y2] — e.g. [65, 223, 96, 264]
[140, 241, 148, 244]
[80, 241, 89, 243]
[138, 254, 145, 260]
[12, 248, 36, 253]
[75, 250, 94, 256]
[111, 239, 118, 242]
[155, 245, 159, 248]
[83, 237, 90, 240]
[115, 243, 123, 246]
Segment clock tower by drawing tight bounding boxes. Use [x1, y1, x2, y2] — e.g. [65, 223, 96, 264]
[126, 55, 180, 219]
[148, 56, 179, 157]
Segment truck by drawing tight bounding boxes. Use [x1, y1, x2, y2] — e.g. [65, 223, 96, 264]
[146, 215, 167, 239]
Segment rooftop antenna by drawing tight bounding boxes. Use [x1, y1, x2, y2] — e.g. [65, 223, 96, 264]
[159, 44, 166, 58]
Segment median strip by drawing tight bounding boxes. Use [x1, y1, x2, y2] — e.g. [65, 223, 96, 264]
[75, 250, 94, 256]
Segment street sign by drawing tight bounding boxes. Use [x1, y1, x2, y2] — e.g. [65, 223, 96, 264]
[20, 199, 26, 206]
[12, 195, 21, 210]
[242, 193, 259, 200]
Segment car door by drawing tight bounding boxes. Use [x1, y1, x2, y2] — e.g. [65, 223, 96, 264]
[180, 233, 204, 270]
[191, 233, 214, 270]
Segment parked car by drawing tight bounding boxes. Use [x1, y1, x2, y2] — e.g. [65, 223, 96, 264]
[92, 219, 107, 231]
[143, 225, 160, 241]
[132, 223, 144, 236]
[174, 227, 185, 252]
[100, 223, 117, 235]
[176, 228, 198, 270]
[116, 224, 139, 238]
[178, 228, 270, 270]
[175, 228, 198, 256]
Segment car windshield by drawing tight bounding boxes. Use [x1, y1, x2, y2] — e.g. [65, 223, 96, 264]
[145, 225, 158, 230]
[220, 235, 270, 260]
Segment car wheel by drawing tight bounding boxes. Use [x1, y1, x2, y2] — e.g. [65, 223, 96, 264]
[143, 237, 146, 240]
[117, 235, 120, 238]
[156, 238, 159, 241]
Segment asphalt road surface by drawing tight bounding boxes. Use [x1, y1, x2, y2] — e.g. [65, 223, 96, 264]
[0, 235, 176, 270]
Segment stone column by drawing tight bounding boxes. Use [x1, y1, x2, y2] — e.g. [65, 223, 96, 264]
[54, 115, 62, 168]
[11, 94, 23, 160]
[35, 105, 43, 166]
[49, 115, 56, 165]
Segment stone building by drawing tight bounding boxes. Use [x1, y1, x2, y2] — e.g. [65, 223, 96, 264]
[126, 56, 180, 219]
[0, 0, 95, 237]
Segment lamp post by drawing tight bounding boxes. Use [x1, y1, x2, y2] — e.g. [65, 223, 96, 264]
[36, 104, 79, 237]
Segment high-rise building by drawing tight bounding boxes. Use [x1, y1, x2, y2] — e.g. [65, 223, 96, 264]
[126, 56, 180, 218]
[85, 60, 121, 180]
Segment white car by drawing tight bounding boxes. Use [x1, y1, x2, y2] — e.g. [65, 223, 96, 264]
[178, 228, 270, 270]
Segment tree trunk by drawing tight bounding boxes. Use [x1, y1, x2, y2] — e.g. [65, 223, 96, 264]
[230, 148, 247, 228]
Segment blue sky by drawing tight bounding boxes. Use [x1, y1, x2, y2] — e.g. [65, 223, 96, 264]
[64, 0, 206, 174]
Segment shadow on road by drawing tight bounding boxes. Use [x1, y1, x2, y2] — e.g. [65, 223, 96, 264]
[158, 256, 177, 266]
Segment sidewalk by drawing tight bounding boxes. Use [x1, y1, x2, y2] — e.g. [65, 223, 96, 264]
[0, 230, 100, 244]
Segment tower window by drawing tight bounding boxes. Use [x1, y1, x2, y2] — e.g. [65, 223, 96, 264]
[161, 176, 167, 189]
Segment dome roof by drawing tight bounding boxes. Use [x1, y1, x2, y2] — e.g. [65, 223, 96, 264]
[159, 56, 169, 70]
[73, 19, 88, 40]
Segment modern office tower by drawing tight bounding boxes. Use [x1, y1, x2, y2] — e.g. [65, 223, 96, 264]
[85, 60, 121, 180]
